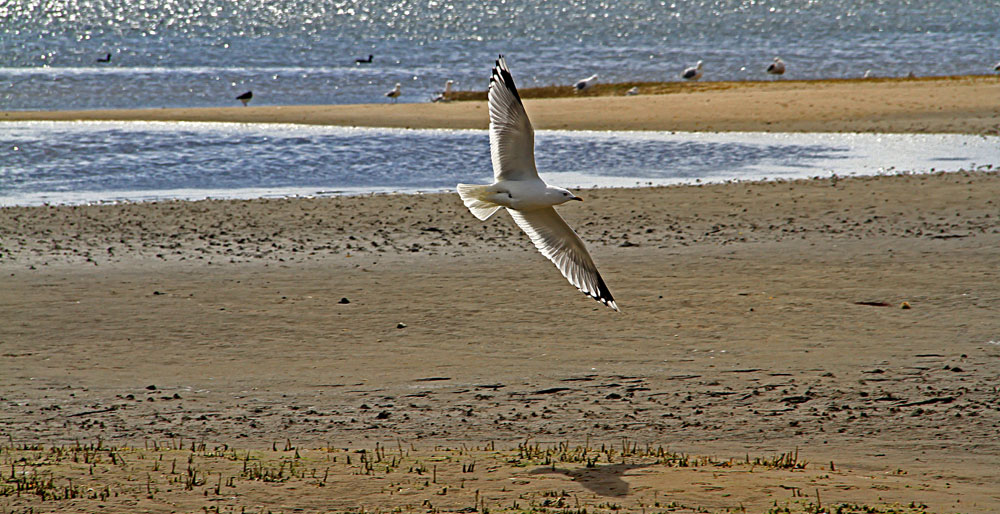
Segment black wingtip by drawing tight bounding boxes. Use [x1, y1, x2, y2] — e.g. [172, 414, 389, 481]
[594, 273, 619, 311]
[580, 273, 618, 311]
[491, 54, 523, 104]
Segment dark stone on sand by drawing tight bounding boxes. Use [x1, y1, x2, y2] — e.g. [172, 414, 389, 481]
[146, 384, 157, 390]
[339, 297, 350, 304]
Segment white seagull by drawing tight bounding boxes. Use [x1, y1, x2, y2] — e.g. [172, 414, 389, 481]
[626, 86, 639, 95]
[681, 60, 703, 81]
[385, 83, 401, 103]
[432, 79, 454, 102]
[766, 57, 785, 77]
[574, 73, 599, 92]
[457, 56, 618, 311]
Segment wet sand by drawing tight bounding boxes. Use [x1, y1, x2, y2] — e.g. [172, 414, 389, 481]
[3, 75, 1000, 134]
[2, 172, 999, 512]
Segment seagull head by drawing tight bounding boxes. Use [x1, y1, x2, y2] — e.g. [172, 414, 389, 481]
[549, 186, 583, 204]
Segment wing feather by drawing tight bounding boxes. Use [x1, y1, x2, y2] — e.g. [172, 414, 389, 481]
[507, 207, 618, 311]
[489, 56, 538, 182]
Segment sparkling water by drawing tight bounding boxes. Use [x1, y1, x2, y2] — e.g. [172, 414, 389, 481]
[1, 121, 996, 206]
[2, 1, 998, 110]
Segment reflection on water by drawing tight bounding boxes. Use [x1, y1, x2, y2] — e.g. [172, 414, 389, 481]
[2, 0, 997, 109]
[0, 121, 996, 206]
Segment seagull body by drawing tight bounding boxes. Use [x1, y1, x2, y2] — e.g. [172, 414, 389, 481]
[432, 79, 454, 102]
[574, 74, 598, 91]
[385, 83, 401, 103]
[681, 60, 703, 81]
[236, 90, 252, 106]
[457, 57, 618, 311]
[96, 53, 111, 63]
[766, 57, 785, 77]
[355, 54, 373, 64]
[626, 86, 639, 95]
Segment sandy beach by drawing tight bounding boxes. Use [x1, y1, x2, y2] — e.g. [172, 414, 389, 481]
[4, 75, 1000, 134]
[3, 169, 1000, 512]
[2, 77, 1000, 512]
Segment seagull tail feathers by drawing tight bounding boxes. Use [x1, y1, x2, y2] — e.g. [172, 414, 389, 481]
[457, 184, 502, 221]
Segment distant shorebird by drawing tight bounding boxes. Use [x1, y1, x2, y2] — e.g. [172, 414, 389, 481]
[385, 83, 401, 103]
[766, 57, 785, 77]
[574, 74, 598, 92]
[457, 56, 618, 311]
[432, 79, 454, 102]
[994, 62, 1000, 72]
[626, 86, 639, 96]
[96, 53, 111, 63]
[681, 60, 703, 81]
[236, 91, 252, 106]
[863, 69, 874, 79]
[355, 54, 373, 64]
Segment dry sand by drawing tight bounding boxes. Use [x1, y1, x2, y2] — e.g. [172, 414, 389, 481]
[4, 75, 1000, 134]
[2, 171, 999, 513]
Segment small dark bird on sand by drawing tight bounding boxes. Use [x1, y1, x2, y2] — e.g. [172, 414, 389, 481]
[236, 91, 253, 106]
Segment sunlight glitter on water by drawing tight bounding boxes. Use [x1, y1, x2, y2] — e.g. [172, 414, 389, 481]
[1, 121, 996, 206]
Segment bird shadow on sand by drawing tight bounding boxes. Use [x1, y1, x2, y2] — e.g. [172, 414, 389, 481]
[528, 463, 657, 497]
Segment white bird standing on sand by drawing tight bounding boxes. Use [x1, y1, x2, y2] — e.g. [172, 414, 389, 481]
[766, 57, 785, 77]
[385, 83, 401, 103]
[681, 60, 703, 81]
[432, 79, 454, 102]
[626, 86, 639, 95]
[457, 56, 618, 311]
[574, 74, 598, 92]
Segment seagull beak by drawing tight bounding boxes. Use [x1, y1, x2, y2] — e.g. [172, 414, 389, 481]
[572, 196, 583, 202]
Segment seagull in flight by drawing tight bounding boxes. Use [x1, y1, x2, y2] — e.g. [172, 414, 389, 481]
[681, 60, 703, 81]
[457, 56, 618, 311]
[766, 57, 785, 77]
[574, 73, 598, 92]
[385, 83, 401, 103]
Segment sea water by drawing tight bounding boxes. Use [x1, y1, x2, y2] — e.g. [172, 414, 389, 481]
[2, 0, 999, 110]
[1, 121, 996, 206]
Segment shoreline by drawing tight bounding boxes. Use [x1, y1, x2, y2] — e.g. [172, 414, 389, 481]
[3, 75, 999, 134]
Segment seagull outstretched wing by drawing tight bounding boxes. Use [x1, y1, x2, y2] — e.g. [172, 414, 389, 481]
[507, 207, 618, 311]
[489, 56, 538, 182]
